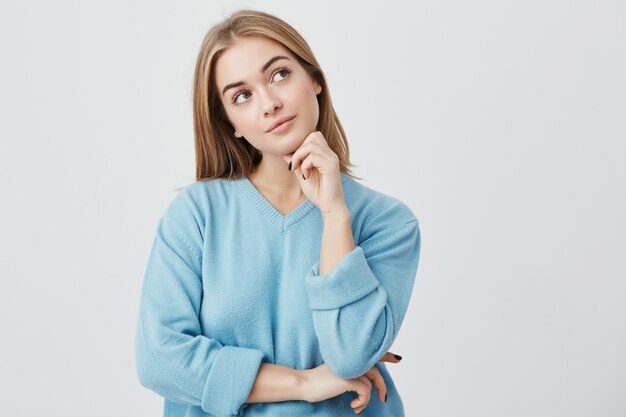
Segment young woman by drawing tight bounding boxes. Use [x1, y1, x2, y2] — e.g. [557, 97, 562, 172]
[135, 9, 421, 417]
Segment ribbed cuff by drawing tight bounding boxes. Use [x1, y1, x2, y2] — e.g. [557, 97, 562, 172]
[305, 246, 380, 310]
[201, 345, 265, 417]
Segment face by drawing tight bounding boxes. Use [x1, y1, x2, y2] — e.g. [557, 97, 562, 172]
[214, 36, 322, 157]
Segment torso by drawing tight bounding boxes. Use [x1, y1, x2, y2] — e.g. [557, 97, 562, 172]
[265, 193, 308, 216]
[248, 176, 308, 216]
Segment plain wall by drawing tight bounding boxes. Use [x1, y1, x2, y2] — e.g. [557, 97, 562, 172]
[0, 1, 624, 416]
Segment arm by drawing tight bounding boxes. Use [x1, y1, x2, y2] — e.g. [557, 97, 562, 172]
[135, 199, 266, 417]
[246, 363, 306, 403]
[305, 211, 421, 380]
[319, 207, 355, 276]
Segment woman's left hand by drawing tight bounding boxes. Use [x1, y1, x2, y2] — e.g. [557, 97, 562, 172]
[281, 131, 346, 216]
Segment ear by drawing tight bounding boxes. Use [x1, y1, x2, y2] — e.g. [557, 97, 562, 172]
[229, 120, 240, 137]
[313, 80, 322, 96]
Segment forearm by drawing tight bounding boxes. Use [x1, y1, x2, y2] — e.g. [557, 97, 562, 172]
[319, 206, 355, 276]
[245, 362, 306, 403]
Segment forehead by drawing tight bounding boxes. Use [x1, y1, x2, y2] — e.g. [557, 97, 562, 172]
[214, 37, 293, 87]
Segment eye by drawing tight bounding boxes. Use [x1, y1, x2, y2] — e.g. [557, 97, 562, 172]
[272, 68, 291, 83]
[231, 67, 292, 106]
[233, 91, 251, 106]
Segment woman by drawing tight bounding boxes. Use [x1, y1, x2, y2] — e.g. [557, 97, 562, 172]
[135, 9, 421, 417]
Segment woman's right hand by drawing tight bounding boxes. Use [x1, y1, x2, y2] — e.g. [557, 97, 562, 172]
[300, 352, 402, 414]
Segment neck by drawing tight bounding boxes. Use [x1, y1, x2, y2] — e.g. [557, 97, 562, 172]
[248, 153, 304, 199]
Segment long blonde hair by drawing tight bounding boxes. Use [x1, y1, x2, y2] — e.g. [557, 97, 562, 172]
[190, 9, 362, 184]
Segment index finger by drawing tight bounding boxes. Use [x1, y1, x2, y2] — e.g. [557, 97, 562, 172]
[378, 351, 402, 363]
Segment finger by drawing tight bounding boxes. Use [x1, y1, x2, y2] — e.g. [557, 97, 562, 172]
[348, 376, 371, 411]
[287, 143, 311, 174]
[351, 376, 372, 413]
[378, 351, 402, 363]
[299, 153, 325, 180]
[281, 153, 294, 165]
[365, 366, 387, 403]
[290, 141, 323, 173]
[308, 131, 329, 147]
[306, 135, 335, 158]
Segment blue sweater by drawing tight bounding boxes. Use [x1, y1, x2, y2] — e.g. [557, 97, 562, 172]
[135, 172, 421, 417]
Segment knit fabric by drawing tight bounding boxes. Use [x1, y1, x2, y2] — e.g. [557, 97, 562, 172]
[135, 172, 421, 417]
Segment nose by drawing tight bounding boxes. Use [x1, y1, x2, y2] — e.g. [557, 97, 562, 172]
[260, 88, 282, 116]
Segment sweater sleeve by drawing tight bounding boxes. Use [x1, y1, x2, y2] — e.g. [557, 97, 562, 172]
[304, 219, 421, 379]
[135, 210, 265, 417]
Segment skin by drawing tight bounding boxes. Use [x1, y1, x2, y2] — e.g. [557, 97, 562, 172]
[302, 353, 402, 413]
[214, 35, 322, 204]
[214, 36, 402, 414]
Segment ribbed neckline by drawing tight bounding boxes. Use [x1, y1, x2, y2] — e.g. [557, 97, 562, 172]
[237, 173, 348, 232]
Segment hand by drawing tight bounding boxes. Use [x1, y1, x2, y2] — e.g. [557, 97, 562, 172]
[281, 131, 346, 215]
[300, 351, 403, 414]
[347, 352, 402, 414]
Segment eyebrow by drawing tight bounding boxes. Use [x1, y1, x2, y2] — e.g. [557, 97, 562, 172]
[221, 55, 291, 97]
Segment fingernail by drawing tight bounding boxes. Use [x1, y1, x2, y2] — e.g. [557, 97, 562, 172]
[288, 161, 292, 171]
[393, 354, 402, 360]
[385, 393, 387, 402]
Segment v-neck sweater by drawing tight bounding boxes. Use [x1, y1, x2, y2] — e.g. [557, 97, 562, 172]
[135, 172, 422, 417]
[237, 175, 317, 230]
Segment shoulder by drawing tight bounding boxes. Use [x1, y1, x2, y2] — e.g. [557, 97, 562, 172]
[341, 173, 418, 224]
[341, 173, 419, 245]
[166, 177, 237, 213]
[160, 178, 235, 237]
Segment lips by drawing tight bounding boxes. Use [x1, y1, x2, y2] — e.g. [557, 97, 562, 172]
[267, 115, 296, 132]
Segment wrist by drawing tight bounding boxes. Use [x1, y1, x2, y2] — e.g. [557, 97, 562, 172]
[294, 369, 310, 402]
[321, 204, 350, 222]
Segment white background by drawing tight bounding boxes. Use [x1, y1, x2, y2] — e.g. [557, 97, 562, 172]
[1, 1, 625, 416]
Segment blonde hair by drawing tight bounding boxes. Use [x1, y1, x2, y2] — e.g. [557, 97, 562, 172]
[189, 8, 362, 185]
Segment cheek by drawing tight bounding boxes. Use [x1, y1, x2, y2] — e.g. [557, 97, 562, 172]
[226, 108, 252, 130]
[293, 82, 314, 104]
[293, 83, 320, 129]
[292, 84, 318, 122]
